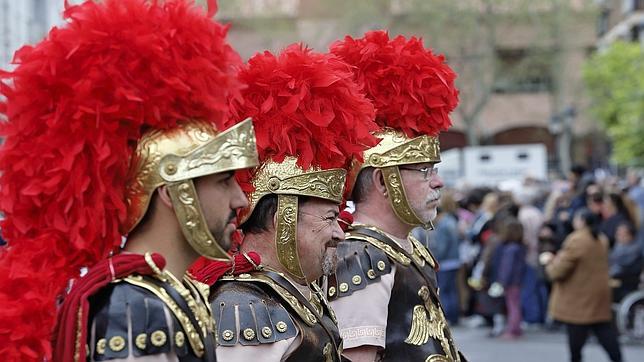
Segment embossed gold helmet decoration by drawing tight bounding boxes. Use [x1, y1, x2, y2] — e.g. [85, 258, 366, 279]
[231, 44, 379, 282]
[331, 30, 459, 229]
[124, 118, 259, 260]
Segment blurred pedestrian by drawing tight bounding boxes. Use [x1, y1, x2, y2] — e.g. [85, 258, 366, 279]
[544, 208, 622, 362]
[609, 222, 643, 302]
[600, 193, 636, 248]
[496, 219, 527, 339]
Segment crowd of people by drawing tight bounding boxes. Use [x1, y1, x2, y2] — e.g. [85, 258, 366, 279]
[415, 166, 644, 360]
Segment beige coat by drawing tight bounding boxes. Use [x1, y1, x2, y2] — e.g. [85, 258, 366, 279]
[546, 228, 612, 324]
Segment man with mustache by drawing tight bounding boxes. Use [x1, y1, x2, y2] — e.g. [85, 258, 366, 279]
[326, 31, 465, 362]
[193, 45, 379, 361]
[0, 1, 259, 361]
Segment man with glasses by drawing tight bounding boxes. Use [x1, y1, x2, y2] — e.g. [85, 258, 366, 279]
[327, 31, 465, 361]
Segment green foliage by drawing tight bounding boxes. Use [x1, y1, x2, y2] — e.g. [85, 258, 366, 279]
[583, 42, 644, 166]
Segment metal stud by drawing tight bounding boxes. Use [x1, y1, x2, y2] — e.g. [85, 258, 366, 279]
[367, 269, 376, 279]
[222, 330, 234, 341]
[377, 260, 386, 271]
[96, 338, 107, 355]
[352, 275, 362, 285]
[261, 326, 273, 338]
[135, 333, 147, 350]
[108, 336, 126, 352]
[328, 286, 336, 297]
[243, 328, 256, 340]
[339, 282, 349, 293]
[276, 321, 288, 333]
[175, 331, 185, 348]
[151, 330, 167, 347]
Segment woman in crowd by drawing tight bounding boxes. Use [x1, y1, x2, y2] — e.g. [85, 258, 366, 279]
[544, 208, 622, 362]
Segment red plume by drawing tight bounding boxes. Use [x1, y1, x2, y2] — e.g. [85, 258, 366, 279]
[0, 0, 241, 359]
[330, 30, 459, 138]
[229, 44, 379, 173]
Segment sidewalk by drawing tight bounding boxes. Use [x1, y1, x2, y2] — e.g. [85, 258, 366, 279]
[452, 324, 644, 362]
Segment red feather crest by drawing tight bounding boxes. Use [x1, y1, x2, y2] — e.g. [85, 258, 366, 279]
[330, 30, 459, 138]
[0, 0, 241, 359]
[229, 44, 378, 174]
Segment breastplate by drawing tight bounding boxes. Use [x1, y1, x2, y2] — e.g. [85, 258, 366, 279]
[211, 271, 343, 362]
[331, 226, 460, 362]
[88, 275, 217, 362]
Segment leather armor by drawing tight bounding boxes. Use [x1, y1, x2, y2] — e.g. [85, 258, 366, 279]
[210, 270, 343, 362]
[329, 226, 462, 362]
[87, 275, 216, 362]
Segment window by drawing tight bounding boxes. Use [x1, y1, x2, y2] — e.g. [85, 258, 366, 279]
[493, 48, 553, 93]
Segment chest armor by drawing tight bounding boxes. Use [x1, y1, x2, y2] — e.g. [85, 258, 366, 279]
[329, 226, 461, 362]
[88, 275, 217, 362]
[211, 270, 343, 362]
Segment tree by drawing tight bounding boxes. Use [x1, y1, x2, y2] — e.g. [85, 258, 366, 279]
[583, 42, 644, 166]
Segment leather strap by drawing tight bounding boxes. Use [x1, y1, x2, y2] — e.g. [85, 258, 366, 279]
[351, 227, 438, 301]
[262, 270, 341, 353]
[147, 276, 217, 362]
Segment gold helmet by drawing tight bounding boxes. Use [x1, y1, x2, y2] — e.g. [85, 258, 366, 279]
[125, 118, 258, 260]
[331, 30, 459, 228]
[232, 45, 378, 282]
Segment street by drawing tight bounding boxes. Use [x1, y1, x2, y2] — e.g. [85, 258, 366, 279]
[452, 324, 644, 361]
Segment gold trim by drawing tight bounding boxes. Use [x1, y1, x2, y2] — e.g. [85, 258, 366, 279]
[135, 333, 147, 350]
[409, 234, 437, 269]
[275, 195, 306, 281]
[151, 330, 167, 347]
[381, 166, 432, 228]
[276, 321, 288, 333]
[349, 233, 411, 266]
[323, 342, 333, 362]
[426, 355, 452, 362]
[221, 272, 318, 326]
[144, 253, 165, 277]
[167, 180, 230, 260]
[159, 118, 258, 182]
[362, 129, 440, 169]
[311, 281, 337, 324]
[244, 157, 346, 223]
[74, 306, 83, 362]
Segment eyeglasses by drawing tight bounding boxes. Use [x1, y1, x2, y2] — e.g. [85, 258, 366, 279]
[398, 166, 439, 181]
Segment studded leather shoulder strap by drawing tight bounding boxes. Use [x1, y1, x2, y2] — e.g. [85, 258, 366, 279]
[210, 280, 298, 347]
[327, 230, 400, 301]
[87, 280, 193, 361]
